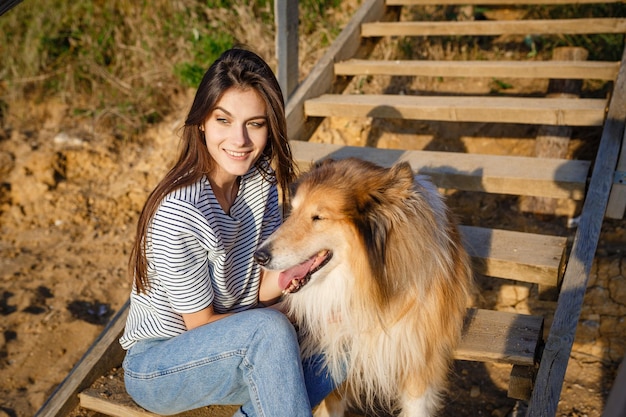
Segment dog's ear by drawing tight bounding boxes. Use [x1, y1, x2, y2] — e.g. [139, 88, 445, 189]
[388, 161, 415, 191]
[311, 158, 335, 170]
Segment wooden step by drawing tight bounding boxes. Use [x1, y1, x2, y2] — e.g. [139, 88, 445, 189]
[79, 369, 238, 417]
[291, 140, 590, 200]
[334, 59, 620, 81]
[304, 94, 607, 126]
[461, 225, 565, 286]
[361, 18, 626, 37]
[457, 308, 543, 365]
[77, 308, 543, 417]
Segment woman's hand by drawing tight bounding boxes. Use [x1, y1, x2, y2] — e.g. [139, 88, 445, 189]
[258, 268, 283, 306]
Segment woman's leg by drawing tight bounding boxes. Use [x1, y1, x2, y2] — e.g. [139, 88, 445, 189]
[123, 308, 312, 417]
[302, 353, 345, 409]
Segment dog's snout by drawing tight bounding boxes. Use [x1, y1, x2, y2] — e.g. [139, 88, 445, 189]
[254, 247, 271, 266]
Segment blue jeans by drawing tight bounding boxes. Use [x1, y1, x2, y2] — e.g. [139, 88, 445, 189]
[123, 308, 340, 417]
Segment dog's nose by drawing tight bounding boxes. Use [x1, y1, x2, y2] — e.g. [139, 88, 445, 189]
[254, 248, 271, 266]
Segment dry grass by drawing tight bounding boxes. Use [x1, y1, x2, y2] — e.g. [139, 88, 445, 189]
[0, 0, 351, 141]
[0, 1, 623, 141]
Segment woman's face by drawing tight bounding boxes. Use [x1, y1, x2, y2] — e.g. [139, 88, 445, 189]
[202, 87, 269, 186]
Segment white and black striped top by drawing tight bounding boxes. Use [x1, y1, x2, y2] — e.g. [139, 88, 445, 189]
[120, 165, 281, 350]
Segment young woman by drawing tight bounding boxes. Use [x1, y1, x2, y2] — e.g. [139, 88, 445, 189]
[120, 47, 337, 417]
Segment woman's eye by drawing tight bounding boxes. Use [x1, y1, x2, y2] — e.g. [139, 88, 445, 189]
[216, 117, 229, 124]
[248, 120, 266, 128]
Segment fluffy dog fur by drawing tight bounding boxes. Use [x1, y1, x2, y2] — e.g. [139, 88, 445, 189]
[255, 158, 474, 417]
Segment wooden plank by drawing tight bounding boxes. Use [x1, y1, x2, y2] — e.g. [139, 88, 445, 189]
[527, 45, 626, 417]
[388, 0, 622, 4]
[290, 140, 590, 199]
[521, 47, 588, 216]
[602, 355, 626, 417]
[285, 0, 389, 142]
[456, 308, 543, 366]
[304, 94, 607, 126]
[334, 59, 619, 81]
[605, 127, 626, 219]
[79, 391, 236, 417]
[361, 18, 626, 37]
[508, 365, 536, 401]
[78, 368, 238, 417]
[79, 391, 165, 417]
[34, 299, 129, 417]
[460, 226, 566, 286]
[275, 0, 299, 101]
[0, 0, 24, 15]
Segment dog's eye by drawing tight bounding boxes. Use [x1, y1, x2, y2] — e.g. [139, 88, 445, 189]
[312, 214, 323, 221]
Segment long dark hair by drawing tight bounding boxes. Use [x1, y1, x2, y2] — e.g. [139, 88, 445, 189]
[130, 47, 297, 293]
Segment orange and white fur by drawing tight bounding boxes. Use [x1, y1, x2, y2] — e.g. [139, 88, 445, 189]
[254, 158, 474, 417]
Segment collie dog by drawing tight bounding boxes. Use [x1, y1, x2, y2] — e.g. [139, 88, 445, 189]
[254, 158, 474, 417]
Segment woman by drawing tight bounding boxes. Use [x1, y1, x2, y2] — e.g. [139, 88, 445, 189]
[120, 47, 336, 417]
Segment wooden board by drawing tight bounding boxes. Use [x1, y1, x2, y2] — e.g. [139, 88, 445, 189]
[290, 141, 590, 200]
[304, 94, 607, 126]
[333, 59, 619, 81]
[34, 300, 129, 417]
[606, 127, 626, 219]
[527, 45, 626, 417]
[521, 47, 587, 215]
[0, 0, 24, 15]
[456, 308, 543, 366]
[602, 355, 626, 417]
[275, 0, 299, 100]
[78, 368, 238, 417]
[460, 226, 566, 286]
[361, 18, 626, 37]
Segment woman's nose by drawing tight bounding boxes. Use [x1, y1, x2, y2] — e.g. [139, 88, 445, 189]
[233, 125, 250, 145]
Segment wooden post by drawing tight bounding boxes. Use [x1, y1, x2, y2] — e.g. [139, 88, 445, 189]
[0, 0, 24, 16]
[520, 47, 589, 216]
[605, 129, 626, 219]
[275, 0, 299, 101]
[34, 300, 129, 417]
[526, 45, 626, 417]
[602, 355, 626, 417]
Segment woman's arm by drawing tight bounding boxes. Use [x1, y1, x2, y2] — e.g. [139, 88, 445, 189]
[258, 268, 283, 306]
[182, 305, 233, 330]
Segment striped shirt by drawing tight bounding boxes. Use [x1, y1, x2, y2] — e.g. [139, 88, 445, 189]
[120, 165, 282, 350]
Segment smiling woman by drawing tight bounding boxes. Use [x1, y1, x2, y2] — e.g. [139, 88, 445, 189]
[201, 88, 269, 213]
[118, 47, 340, 417]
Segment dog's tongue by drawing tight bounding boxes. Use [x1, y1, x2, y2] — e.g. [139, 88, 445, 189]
[277, 257, 317, 290]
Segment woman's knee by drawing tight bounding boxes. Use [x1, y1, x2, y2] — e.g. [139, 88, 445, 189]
[253, 308, 295, 333]
[244, 308, 298, 350]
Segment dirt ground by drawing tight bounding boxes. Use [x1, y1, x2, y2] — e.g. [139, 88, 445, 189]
[1, 22, 625, 417]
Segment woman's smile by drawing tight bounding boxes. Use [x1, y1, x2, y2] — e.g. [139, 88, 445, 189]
[202, 87, 268, 187]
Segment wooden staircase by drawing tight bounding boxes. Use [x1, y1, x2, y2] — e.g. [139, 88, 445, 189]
[35, 1, 626, 416]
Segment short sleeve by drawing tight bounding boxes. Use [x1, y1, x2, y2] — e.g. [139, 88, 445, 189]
[149, 198, 215, 314]
[260, 185, 282, 241]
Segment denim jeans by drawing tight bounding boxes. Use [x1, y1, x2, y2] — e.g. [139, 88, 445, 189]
[123, 308, 341, 417]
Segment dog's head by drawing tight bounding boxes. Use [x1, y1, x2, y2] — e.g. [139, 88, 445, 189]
[254, 157, 416, 294]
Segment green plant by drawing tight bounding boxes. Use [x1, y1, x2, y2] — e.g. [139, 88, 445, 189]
[174, 31, 234, 88]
